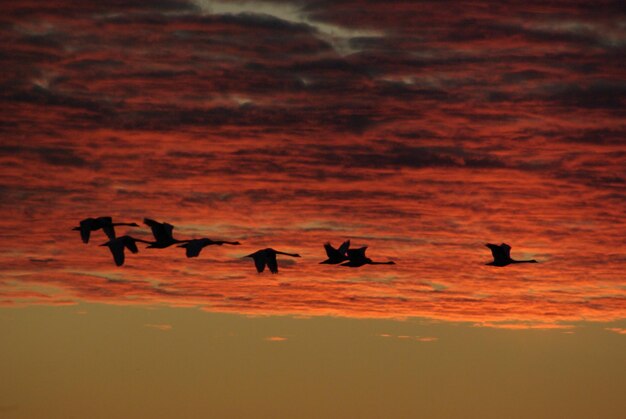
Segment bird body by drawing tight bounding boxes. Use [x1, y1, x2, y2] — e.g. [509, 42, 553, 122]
[245, 248, 300, 273]
[73, 217, 139, 243]
[100, 235, 151, 266]
[320, 240, 350, 264]
[179, 238, 241, 258]
[143, 218, 189, 248]
[341, 246, 395, 268]
[485, 243, 537, 267]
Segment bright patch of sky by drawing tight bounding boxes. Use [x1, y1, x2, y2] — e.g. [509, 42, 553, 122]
[194, 0, 382, 54]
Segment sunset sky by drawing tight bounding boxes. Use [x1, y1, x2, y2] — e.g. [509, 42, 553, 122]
[1, 0, 625, 417]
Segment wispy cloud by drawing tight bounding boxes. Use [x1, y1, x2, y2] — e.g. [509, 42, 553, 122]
[265, 336, 288, 342]
[144, 323, 173, 331]
[379, 334, 438, 342]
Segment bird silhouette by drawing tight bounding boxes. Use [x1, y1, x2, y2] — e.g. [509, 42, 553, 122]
[320, 240, 350, 264]
[179, 238, 241, 258]
[143, 218, 189, 248]
[341, 246, 395, 267]
[485, 243, 538, 267]
[245, 248, 300, 273]
[100, 235, 151, 266]
[73, 217, 139, 243]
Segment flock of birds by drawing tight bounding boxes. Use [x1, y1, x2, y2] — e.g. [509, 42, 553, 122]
[73, 216, 538, 272]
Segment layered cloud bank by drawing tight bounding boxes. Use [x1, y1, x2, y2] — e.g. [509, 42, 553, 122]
[1, 0, 624, 328]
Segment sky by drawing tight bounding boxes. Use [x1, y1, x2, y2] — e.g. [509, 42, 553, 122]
[1, 0, 625, 328]
[0, 1, 625, 417]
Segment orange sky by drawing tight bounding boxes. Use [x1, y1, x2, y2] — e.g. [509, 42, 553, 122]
[0, 0, 625, 330]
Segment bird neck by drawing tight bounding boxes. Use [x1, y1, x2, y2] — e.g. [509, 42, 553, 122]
[276, 251, 298, 257]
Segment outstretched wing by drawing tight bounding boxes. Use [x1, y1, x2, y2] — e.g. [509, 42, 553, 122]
[123, 237, 139, 254]
[324, 242, 341, 259]
[267, 252, 278, 274]
[162, 223, 175, 239]
[253, 253, 266, 273]
[500, 243, 511, 259]
[144, 218, 174, 242]
[109, 242, 125, 266]
[486, 243, 510, 264]
[102, 224, 116, 240]
[338, 240, 350, 255]
[182, 240, 203, 258]
[485, 243, 501, 259]
[79, 219, 93, 243]
[143, 218, 161, 240]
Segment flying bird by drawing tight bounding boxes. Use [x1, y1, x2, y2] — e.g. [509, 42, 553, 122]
[485, 243, 538, 267]
[100, 235, 151, 266]
[319, 240, 350, 264]
[73, 217, 139, 243]
[341, 246, 395, 267]
[143, 218, 189, 248]
[179, 238, 241, 258]
[245, 248, 300, 274]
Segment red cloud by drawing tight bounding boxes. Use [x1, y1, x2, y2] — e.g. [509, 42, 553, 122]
[0, 0, 624, 330]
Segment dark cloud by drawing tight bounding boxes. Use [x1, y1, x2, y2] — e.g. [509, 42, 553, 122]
[29, 258, 57, 263]
[312, 142, 507, 170]
[0, 145, 91, 168]
[3, 86, 113, 114]
[6, 0, 197, 17]
[500, 70, 553, 83]
[540, 81, 626, 109]
[562, 129, 626, 145]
